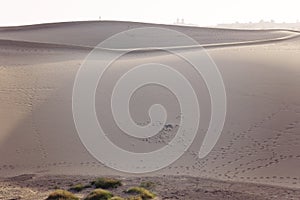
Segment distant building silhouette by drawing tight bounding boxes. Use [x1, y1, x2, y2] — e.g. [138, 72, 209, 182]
[174, 18, 186, 25]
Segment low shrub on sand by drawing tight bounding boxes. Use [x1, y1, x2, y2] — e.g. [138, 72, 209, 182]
[46, 189, 79, 200]
[125, 187, 156, 200]
[84, 189, 113, 200]
[69, 183, 89, 192]
[91, 177, 122, 189]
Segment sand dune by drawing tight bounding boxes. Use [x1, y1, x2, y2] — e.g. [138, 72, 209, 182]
[0, 21, 298, 48]
[0, 21, 299, 194]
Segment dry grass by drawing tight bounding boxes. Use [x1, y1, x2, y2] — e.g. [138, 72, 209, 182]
[84, 189, 113, 200]
[46, 189, 79, 200]
[125, 187, 156, 200]
[91, 178, 122, 189]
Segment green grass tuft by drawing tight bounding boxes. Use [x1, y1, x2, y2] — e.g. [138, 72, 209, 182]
[84, 189, 113, 200]
[69, 183, 89, 192]
[125, 187, 156, 200]
[46, 189, 79, 200]
[90, 177, 122, 189]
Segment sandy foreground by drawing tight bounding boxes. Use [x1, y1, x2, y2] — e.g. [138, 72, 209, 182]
[1, 174, 300, 200]
[0, 21, 300, 199]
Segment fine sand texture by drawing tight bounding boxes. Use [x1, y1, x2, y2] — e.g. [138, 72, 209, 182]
[0, 21, 300, 199]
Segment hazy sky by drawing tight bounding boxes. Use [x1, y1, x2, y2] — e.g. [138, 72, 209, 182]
[1, 0, 299, 26]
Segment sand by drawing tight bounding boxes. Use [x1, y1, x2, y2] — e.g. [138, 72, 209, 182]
[2, 174, 300, 200]
[0, 21, 300, 199]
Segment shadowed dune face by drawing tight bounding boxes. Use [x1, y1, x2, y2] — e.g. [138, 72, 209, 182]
[0, 21, 299, 189]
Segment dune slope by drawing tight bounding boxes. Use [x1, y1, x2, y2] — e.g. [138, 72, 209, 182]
[0, 21, 299, 191]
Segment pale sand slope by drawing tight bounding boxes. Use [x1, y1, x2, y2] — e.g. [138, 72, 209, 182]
[0, 21, 300, 192]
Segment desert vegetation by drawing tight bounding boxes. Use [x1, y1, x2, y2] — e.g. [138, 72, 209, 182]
[90, 178, 122, 189]
[69, 184, 90, 192]
[45, 178, 157, 200]
[46, 189, 79, 200]
[125, 187, 156, 200]
[84, 189, 113, 200]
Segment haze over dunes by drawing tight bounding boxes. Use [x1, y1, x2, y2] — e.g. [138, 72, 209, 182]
[0, 21, 300, 199]
[216, 21, 300, 30]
